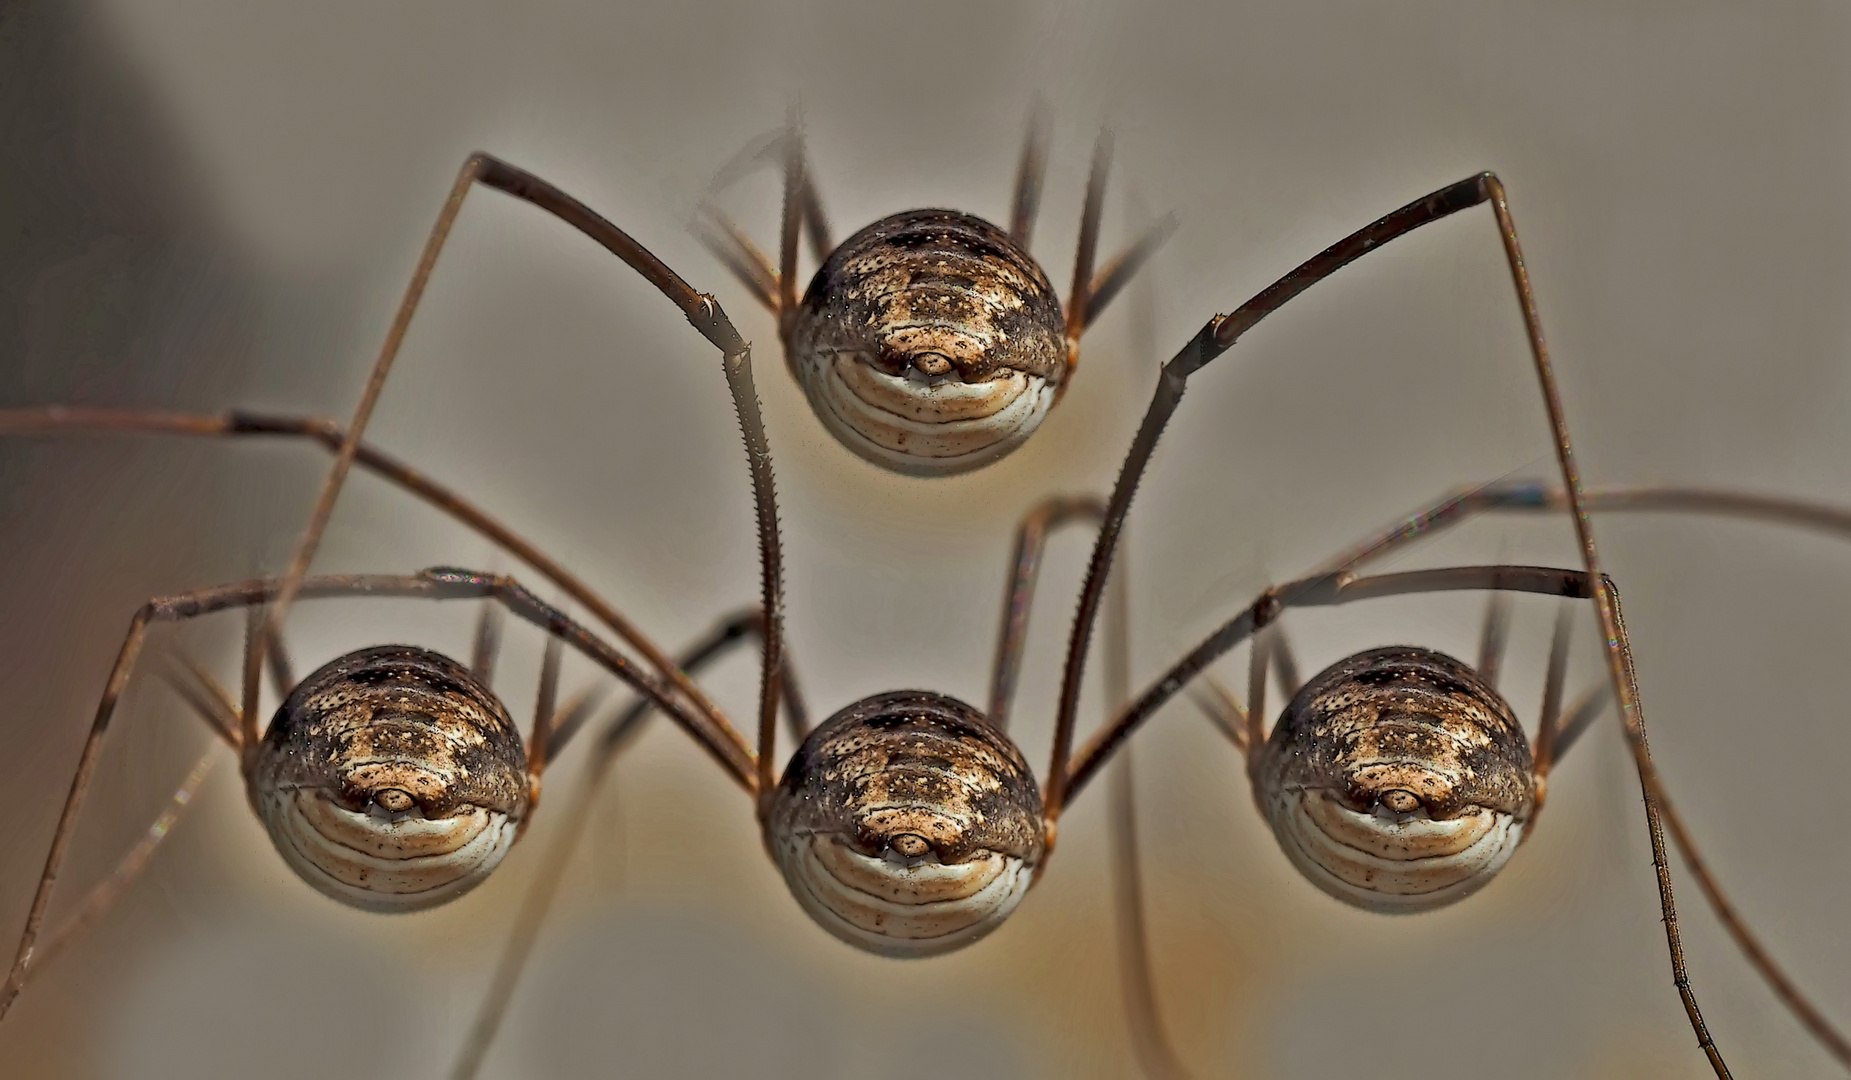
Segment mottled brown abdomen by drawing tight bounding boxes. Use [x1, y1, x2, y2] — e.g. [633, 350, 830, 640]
[1256, 646, 1535, 912]
[764, 690, 1044, 956]
[786, 210, 1067, 476]
[250, 645, 529, 912]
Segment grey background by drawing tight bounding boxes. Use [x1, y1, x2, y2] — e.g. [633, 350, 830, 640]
[2, 0, 1849, 1077]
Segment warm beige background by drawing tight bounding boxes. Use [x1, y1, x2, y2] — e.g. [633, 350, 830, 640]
[3, 1, 1849, 1077]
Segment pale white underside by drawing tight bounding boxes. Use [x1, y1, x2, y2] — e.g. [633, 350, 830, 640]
[1269, 790, 1524, 914]
[258, 788, 518, 913]
[799, 350, 1054, 477]
[773, 832, 1034, 958]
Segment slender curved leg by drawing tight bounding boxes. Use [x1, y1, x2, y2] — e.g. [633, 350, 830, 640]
[1101, 527, 1196, 1079]
[1009, 100, 1052, 249]
[0, 566, 750, 1023]
[244, 153, 777, 802]
[1185, 672, 1249, 755]
[1060, 132, 1178, 361]
[986, 495, 1106, 730]
[450, 608, 794, 1080]
[696, 122, 832, 326]
[1531, 601, 1576, 782]
[1476, 590, 1513, 690]
[526, 632, 565, 792]
[471, 598, 505, 685]
[1110, 750, 1196, 1080]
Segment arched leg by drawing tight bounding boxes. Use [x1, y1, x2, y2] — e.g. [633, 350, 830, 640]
[985, 495, 1106, 731]
[241, 154, 778, 806]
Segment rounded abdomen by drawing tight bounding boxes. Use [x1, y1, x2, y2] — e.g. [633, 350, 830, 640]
[787, 210, 1067, 476]
[1255, 646, 1535, 913]
[248, 645, 529, 913]
[764, 690, 1044, 956]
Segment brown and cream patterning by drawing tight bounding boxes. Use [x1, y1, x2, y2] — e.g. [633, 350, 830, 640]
[765, 691, 1046, 956]
[1255, 646, 1536, 913]
[249, 645, 530, 913]
[786, 210, 1068, 477]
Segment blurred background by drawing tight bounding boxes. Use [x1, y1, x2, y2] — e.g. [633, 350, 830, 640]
[2, 0, 1850, 1076]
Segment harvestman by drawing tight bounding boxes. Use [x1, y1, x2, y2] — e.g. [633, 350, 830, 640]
[0, 116, 1845, 1076]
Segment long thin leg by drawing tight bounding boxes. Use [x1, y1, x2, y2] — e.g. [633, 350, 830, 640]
[1051, 174, 1569, 818]
[1082, 216, 1179, 335]
[0, 566, 749, 1024]
[1009, 101, 1052, 249]
[1549, 685, 1608, 764]
[1530, 601, 1575, 781]
[25, 654, 242, 983]
[1476, 589, 1514, 690]
[471, 598, 505, 685]
[1244, 629, 1270, 764]
[250, 154, 775, 800]
[1267, 625, 1303, 700]
[703, 125, 832, 263]
[526, 632, 565, 789]
[450, 608, 778, 1080]
[25, 750, 217, 981]
[986, 495, 1106, 730]
[1101, 526, 1195, 1079]
[1599, 587, 1734, 1076]
[1110, 750, 1196, 1080]
[694, 202, 779, 313]
[0, 407, 751, 770]
[696, 124, 832, 323]
[776, 116, 806, 334]
[1184, 672, 1249, 755]
[1064, 131, 1112, 344]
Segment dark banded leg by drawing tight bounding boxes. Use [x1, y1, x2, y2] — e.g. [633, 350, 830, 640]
[526, 633, 565, 792]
